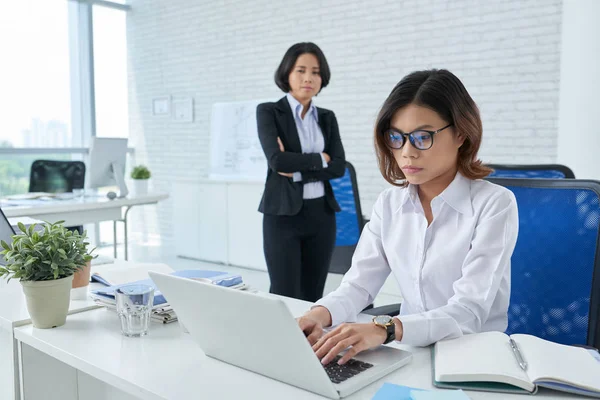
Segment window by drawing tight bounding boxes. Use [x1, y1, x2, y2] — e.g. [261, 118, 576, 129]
[93, 5, 129, 139]
[0, 0, 131, 247]
[0, 1, 76, 148]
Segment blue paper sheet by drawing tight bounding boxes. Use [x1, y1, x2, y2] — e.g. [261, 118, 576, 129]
[372, 383, 423, 400]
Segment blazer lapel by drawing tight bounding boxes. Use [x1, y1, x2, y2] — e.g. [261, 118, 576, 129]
[317, 108, 330, 146]
[274, 97, 302, 153]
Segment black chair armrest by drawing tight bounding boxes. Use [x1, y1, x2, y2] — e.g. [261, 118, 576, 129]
[361, 303, 401, 317]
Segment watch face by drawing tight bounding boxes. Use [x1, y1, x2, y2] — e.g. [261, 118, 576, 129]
[374, 315, 392, 325]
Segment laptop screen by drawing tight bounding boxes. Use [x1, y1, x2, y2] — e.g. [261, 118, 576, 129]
[0, 208, 16, 266]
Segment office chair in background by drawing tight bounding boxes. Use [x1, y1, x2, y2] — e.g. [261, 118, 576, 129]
[329, 162, 365, 275]
[487, 163, 575, 179]
[29, 160, 86, 235]
[488, 178, 600, 348]
[329, 162, 401, 316]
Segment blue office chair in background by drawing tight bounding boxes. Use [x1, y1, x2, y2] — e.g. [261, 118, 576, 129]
[487, 163, 575, 179]
[489, 178, 600, 348]
[329, 162, 401, 315]
[329, 162, 365, 275]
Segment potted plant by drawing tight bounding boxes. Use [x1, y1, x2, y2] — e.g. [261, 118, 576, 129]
[0, 221, 94, 329]
[131, 165, 151, 195]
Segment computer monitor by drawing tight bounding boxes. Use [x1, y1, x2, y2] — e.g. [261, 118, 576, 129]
[87, 137, 129, 197]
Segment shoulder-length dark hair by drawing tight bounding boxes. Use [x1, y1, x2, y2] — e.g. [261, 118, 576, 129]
[374, 69, 491, 186]
[274, 42, 331, 94]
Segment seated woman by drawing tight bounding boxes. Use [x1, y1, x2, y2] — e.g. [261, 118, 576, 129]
[298, 69, 519, 366]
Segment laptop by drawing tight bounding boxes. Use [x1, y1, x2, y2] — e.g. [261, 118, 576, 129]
[150, 271, 412, 399]
[0, 207, 16, 266]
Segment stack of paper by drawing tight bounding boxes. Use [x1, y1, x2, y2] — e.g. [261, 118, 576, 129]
[91, 263, 174, 286]
[89, 263, 250, 324]
[151, 306, 178, 324]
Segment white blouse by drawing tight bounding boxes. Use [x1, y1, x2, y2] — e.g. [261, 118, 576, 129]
[315, 172, 519, 347]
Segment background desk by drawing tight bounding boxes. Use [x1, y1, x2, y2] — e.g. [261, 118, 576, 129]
[2, 193, 168, 260]
[15, 296, 579, 400]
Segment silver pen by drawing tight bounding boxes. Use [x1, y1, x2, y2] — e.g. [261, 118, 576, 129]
[509, 338, 528, 371]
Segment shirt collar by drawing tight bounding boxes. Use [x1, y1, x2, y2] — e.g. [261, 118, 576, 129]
[286, 93, 318, 121]
[396, 172, 473, 217]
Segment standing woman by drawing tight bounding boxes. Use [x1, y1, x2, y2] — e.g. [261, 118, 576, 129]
[257, 42, 346, 302]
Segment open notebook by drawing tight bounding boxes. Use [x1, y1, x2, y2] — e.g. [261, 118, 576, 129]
[433, 331, 600, 397]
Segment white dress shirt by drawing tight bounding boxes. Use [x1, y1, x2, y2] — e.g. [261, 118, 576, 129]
[286, 93, 328, 199]
[315, 172, 519, 347]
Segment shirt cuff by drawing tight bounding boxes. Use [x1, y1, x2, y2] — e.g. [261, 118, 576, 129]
[397, 313, 429, 346]
[320, 153, 328, 168]
[313, 297, 352, 326]
[293, 172, 302, 182]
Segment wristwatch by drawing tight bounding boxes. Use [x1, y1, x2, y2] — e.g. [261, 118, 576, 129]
[372, 315, 396, 344]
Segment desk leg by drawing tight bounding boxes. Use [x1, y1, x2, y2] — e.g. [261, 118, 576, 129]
[113, 221, 118, 259]
[123, 206, 132, 261]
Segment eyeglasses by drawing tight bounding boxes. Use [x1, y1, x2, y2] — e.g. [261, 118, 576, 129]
[383, 123, 453, 150]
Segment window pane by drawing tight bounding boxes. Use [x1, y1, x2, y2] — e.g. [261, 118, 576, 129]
[0, 1, 74, 148]
[93, 6, 129, 139]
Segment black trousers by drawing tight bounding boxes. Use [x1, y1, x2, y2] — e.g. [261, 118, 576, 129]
[263, 197, 336, 302]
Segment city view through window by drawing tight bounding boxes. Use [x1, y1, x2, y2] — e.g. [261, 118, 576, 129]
[0, 1, 128, 198]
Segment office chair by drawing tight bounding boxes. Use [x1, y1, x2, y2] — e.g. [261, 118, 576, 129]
[487, 163, 575, 179]
[329, 162, 365, 275]
[329, 163, 401, 315]
[29, 160, 86, 235]
[363, 177, 600, 344]
[487, 178, 600, 348]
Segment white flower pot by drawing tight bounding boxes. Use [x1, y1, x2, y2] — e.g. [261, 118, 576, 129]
[132, 179, 149, 196]
[21, 275, 74, 329]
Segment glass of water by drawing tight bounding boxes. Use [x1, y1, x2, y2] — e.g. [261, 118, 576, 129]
[116, 284, 154, 337]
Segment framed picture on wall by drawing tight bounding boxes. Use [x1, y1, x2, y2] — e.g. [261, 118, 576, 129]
[152, 96, 171, 116]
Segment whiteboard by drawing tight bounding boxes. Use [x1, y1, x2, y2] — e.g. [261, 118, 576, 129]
[209, 99, 273, 181]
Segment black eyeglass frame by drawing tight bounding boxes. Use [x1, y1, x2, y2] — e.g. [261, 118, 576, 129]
[383, 123, 454, 150]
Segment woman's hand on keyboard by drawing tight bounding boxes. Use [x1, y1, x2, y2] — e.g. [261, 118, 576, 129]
[297, 315, 324, 346]
[313, 323, 386, 366]
[297, 306, 332, 345]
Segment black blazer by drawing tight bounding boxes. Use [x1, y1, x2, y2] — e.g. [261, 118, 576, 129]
[257, 96, 346, 216]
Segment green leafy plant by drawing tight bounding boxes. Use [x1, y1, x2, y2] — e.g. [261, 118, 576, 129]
[131, 165, 151, 180]
[0, 221, 95, 282]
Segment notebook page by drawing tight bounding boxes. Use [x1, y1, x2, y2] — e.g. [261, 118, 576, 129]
[435, 331, 533, 391]
[512, 334, 600, 393]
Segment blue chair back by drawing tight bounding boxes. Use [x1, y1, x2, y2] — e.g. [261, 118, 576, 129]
[487, 164, 575, 179]
[488, 178, 600, 348]
[329, 162, 364, 274]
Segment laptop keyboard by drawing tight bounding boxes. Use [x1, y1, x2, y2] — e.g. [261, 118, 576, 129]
[322, 355, 373, 384]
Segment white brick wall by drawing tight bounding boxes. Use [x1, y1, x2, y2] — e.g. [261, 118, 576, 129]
[126, 0, 562, 246]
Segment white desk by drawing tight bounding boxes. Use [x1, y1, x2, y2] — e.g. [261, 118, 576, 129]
[2, 193, 168, 260]
[0, 260, 141, 400]
[14, 297, 578, 400]
[0, 283, 101, 400]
